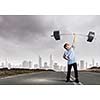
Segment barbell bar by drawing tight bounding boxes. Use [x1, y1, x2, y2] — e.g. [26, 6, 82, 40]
[51, 30, 95, 42]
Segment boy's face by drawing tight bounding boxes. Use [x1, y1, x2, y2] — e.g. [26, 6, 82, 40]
[65, 43, 71, 50]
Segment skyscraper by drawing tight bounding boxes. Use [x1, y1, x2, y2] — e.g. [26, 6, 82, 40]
[96, 62, 99, 67]
[8, 63, 11, 69]
[39, 56, 42, 68]
[50, 54, 53, 69]
[5, 58, 8, 68]
[1, 62, 4, 68]
[34, 64, 38, 69]
[80, 60, 84, 70]
[53, 62, 59, 71]
[92, 58, 95, 66]
[86, 62, 88, 69]
[29, 61, 32, 69]
[22, 60, 29, 68]
[44, 62, 48, 69]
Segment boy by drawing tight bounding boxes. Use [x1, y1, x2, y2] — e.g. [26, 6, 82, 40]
[63, 33, 79, 83]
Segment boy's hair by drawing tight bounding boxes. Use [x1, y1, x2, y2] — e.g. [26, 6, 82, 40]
[64, 43, 69, 49]
[64, 43, 67, 49]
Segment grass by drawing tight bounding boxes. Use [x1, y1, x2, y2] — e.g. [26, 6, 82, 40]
[0, 68, 55, 78]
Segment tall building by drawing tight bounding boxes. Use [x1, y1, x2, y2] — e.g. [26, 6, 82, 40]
[80, 60, 84, 70]
[22, 60, 29, 68]
[1, 62, 4, 68]
[34, 64, 38, 69]
[63, 66, 66, 72]
[96, 62, 99, 67]
[53, 62, 59, 71]
[29, 61, 32, 69]
[50, 54, 53, 69]
[59, 66, 63, 71]
[8, 63, 11, 69]
[92, 59, 95, 66]
[86, 62, 88, 69]
[44, 62, 48, 69]
[5, 58, 8, 68]
[39, 56, 42, 68]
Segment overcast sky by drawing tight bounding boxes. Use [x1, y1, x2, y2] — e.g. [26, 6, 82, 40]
[0, 15, 100, 66]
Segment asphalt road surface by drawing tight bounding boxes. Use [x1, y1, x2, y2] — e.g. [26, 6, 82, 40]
[77, 71, 100, 85]
[0, 71, 100, 85]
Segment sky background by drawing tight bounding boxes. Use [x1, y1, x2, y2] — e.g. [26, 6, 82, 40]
[0, 15, 100, 67]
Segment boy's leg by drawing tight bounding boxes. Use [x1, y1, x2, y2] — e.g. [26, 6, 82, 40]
[66, 64, 72, 81]
[73, 63, 79, 82]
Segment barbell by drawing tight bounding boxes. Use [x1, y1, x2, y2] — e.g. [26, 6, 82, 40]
[51, 30, 95, 42]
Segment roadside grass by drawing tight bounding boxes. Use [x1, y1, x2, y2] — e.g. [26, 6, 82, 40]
[0, 68, 55, 78]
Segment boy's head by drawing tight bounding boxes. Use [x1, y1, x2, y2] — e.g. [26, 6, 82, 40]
[64, 43, 71, 50]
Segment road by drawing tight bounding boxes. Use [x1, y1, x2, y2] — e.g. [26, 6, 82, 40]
[0, 71, 100, 85]
[77, 71, 100, 85]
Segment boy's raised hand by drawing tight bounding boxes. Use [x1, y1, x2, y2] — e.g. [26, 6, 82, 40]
[71, 33, 76, 48]
[72, 33, 76, 44]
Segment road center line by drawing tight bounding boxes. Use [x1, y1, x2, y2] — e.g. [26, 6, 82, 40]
[70, 77, 78, 85]
[70, 75, 83, 85]
[64, 72, 83, 85]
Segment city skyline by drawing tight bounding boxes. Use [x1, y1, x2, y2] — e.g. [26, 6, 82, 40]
[0, 55, 99, 71]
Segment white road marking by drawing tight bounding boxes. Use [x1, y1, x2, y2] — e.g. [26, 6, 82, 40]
[70, 77, 78, 85]
[64, 72, 83, 85]
[70, 75, 83, 85]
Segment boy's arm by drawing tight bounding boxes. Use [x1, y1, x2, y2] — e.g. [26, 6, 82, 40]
[71, 33, 76, 48]
[63, 53, 68, 60]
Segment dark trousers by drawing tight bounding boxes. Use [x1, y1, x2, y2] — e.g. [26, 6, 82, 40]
[66, 63, 78, 80]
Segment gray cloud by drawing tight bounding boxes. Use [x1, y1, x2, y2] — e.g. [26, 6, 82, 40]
[0, 15, 54, 43]
[0, 15, 100, 66]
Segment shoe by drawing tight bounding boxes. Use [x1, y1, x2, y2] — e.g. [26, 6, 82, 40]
[74, 79, 79, 83]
